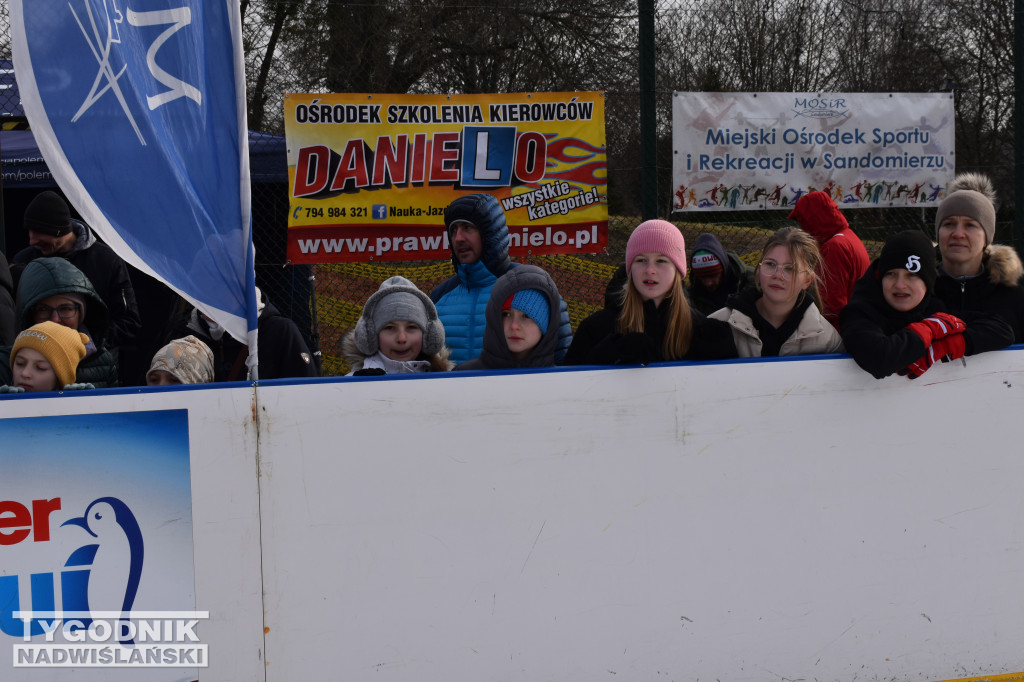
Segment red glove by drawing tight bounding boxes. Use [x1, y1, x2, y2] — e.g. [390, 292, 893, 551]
[929, 333, 966, 363]
[899, 354, 934, 380]
[905, 313, 966, 347]
[899, 332, 967, 379]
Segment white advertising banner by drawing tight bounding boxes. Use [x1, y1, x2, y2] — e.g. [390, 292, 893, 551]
[3, 351, 1024, 682]
[0, 387, 264, 682]
[672, 92, 955, 211]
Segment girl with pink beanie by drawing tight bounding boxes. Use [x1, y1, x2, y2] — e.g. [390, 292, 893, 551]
[563, 220, 736, 365]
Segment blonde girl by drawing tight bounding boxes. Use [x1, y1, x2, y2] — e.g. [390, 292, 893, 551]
[710, 226, 844, 357]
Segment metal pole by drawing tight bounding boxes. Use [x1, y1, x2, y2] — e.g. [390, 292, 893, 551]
[638, 0, 657, 220]
[1015, 0, 1024, 256]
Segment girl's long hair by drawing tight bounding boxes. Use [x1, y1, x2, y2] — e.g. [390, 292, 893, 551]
[617, 269, 692, 360]
[755, 226, 825, 311]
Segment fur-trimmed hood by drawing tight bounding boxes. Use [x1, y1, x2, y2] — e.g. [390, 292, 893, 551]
[984, 244, 1024, 287]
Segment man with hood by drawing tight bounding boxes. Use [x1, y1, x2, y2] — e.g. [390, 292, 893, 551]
[0, 257, 119, 387]
[687, 232, 755, 316]
[13, 190, 142, 349]
[429, 193, 572, 364]
[787, 190, 871, 329]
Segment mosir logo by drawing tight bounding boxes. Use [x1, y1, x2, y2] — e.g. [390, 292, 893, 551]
[0, 496, 207, 668]
[792, 96, 851, 121]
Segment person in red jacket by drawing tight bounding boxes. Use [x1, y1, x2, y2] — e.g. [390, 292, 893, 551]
[788, 191, 871, 330]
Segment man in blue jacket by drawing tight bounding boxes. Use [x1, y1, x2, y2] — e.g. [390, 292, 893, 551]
[430, 193, 571, 364]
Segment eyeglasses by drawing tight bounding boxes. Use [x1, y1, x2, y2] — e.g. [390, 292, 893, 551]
[32, 303, 80, 321]
[759, 260, 802, 280]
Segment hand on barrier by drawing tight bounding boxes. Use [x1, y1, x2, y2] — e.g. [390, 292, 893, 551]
[62, 383, 96, 391]
[352, 368, 386, 377]
[898, 354, 934, 380]
[905, 313, 966, 347]
[0, 385, 25, 393]
[930, 333, 966, 363]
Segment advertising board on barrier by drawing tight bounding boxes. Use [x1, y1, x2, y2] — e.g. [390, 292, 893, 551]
[284, 91, 608, 263]
[0, 410, 202, 680]
[672, 91, 954, 211]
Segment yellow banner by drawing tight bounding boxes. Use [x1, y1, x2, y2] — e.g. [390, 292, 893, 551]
[283, 92, 607, 263]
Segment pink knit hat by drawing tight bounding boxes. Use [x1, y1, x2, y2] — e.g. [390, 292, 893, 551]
[625, 220, 688, 277]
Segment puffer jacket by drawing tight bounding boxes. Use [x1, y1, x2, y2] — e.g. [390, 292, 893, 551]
[788, 191, 871, 327]
[430, 193, 572, 363]
[710, 287, 845, 357]
[935, 244, 1024, 344]
[0, 257, 118, 387]
[455, 265, 562, 370]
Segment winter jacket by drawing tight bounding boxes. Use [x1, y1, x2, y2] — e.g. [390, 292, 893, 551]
[710, 286, 844, 357]
[687, 233, 756, 316]
[934, 244, 1024, 344]
[430, 193, 572, 363]
[563, 296, 737, 366]
[14, 219, 141, 348]
[455, 265, 563, 371]
[0, 249, 14, 346]
[170, 294, 318, 382]
[839, 264, 1013, 379]
[0, 257, 119, 387]
[788, 191, 871, 328]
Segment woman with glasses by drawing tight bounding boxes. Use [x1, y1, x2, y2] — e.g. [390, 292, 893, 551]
[710, 226, 843, 357]
[563, 219, 736, 365]
[0, 257, 119, 388]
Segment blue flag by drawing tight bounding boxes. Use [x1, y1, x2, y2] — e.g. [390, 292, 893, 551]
[11, 1, 259, 368]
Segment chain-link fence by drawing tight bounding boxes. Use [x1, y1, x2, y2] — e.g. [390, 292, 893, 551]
[1, 1, 1015, 376]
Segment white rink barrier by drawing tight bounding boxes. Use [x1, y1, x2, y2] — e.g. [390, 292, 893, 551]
[3, 349, 1024, 682]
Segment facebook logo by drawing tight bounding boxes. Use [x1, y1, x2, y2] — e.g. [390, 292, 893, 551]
[372, 204, 387, 219]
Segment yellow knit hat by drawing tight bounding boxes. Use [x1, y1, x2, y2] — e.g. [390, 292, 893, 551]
[12, 321, 89, 388]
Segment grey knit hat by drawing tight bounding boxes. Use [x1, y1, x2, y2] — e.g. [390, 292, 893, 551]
[354, 276, 445, 356]
[935, 189, 996, 245]
[148, 335, 214, 384]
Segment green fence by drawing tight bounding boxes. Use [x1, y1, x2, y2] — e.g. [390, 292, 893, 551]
[1, 1, 1014, 375]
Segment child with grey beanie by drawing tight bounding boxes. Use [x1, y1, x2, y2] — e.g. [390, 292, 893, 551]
[342, 276, 452, 375]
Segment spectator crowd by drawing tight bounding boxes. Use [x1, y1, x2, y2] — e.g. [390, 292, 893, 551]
[2, 173, 1022, 393]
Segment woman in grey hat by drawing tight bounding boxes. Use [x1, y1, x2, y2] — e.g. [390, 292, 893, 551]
[934, 173, 1024, 344]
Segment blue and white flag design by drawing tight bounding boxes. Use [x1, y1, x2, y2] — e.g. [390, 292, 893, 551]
[10, 1, 259, 362]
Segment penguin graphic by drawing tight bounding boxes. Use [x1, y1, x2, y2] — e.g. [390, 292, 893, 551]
[62, 497, 144, 643]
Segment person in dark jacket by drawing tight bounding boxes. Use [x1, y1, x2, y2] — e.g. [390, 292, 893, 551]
[932, 173, 1024, 343]
[0, 257, 119, 387]
[13, 191, 141, 350]
[840, 230, 1013, 380]
[788, 190, 871, 329]
[564, 220, 736, 365]
[687, 232, 755, 316]
[455, 265, 562, 371]
[168, 287, 318, 382]
[429, 193, 572, 363]
[0, 248, 15, 346]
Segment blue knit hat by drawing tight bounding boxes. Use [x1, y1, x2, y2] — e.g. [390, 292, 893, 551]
[503, 289, 550, 334]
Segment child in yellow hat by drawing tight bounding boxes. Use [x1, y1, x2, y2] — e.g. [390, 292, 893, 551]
[7, 321, 89, 392]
